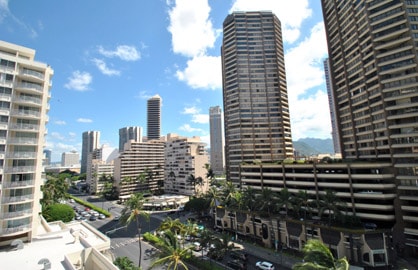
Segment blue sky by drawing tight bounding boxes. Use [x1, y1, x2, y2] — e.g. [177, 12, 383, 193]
[0, 0, 330, 162]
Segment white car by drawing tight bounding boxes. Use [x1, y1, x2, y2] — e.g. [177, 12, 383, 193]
[256, 261, 275, 270]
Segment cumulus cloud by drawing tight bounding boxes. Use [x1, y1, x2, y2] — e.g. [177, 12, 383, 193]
[179, 124, 204, 133]
[182, 106, 209, 124]
[92, 58, 120, 76]
[54, 120, 66, 125]
[50, 132, 65, 140]
[98, 45, 140, 61]
[77, 118, 93, 123]
[176, 55, 221, 90]
[229, 0, 312, 43]
[64, 71, 92, 91]
[167, 0, 219, 57]
[182, 106, 200, 115]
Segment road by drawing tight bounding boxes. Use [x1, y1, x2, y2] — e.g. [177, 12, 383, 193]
[70, 193, 291, 270]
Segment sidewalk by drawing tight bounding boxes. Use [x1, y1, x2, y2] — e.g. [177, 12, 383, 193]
[232, 239, 299, 269]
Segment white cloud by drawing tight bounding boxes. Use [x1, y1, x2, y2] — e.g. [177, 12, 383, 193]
[167, 0, 219, 57]
[182, 106, 200, 115]
[136, 90, 154, 100]
[92, 58, 121, 76]
[290, 90, 331, 140]
[191, 114, 208, 124]
[176, 55, 221, 90]
[98, 45, 140, 61]
[229, 0, 312, 43]
[77, 118, 93, 123]
[179, 124, 204, 133]
[64, 71, 92, 91]
[54, 120, 66, 125]
[50, 132, 65, 140]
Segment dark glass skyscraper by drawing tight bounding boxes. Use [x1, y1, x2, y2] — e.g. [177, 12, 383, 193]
[147, 95, 161, 140]
[222, 11, 294, 183]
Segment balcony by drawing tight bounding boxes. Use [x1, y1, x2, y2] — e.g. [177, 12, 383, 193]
[10, 109, 41, 118]
[2, 180, 35, 188]
[12, 95, 42, 106]
[0, 224, 31, 236]
[6, 151, 37, 159]
[4, 166, 36, 173]
[15, 82, 43, 93]
[8, 122, 40, 132]
[7, 137, 38, 145]
[1, 194, 34, 204]
[19, 68, 44, 81]
[1, 209, 32, 219]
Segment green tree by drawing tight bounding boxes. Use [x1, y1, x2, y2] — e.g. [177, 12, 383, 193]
[221, 181, 236, 207]
[42, 203, 74, 222]
[158, 217, 184, 235]
[114, 256, 139, 270]
[318, 190, 345, 225]
[150, 230, 191, 270]
[259, 187, 276, 216]
[41, 175, 70, 207]
[292, 239, 349, 270]
[120, 193, 150, 268]
[276, 188, 292, 216]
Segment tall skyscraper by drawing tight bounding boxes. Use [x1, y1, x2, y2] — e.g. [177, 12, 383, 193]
[222, 11, 294, 183]
[81, 131, 100, 173]
[0, 40, 53, 246]
[209, 106, 225, 175]
[119, 126, 142, 151]
[147, 95, 161, 140]
[324, 58, 341, 154]
[321, 0, 418, 254]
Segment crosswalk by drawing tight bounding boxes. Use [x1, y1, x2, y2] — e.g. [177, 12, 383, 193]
[111, 238, 138, 249]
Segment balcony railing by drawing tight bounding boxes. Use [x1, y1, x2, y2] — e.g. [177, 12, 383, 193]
[11, 109, 41, 118]
[0, 224, 31, 236]
[4, 166, 36, 173]
[16, 82, 43, 92]
[13, 95, 42, 105]
[8, 123, 40, 131]
[6, 151, 37, 159]
[20, 68, 44, 80]
[1, 209, 32, 219]
[2, 180, 34, 188]
[7, 137, 38, 145]
[1, 194, 34, 203]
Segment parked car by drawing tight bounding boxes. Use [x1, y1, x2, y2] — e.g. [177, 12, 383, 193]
[113, 215, 120, 221]
[89, 215, 97, 221]
[256, 261, 275, 270]
[227, 260, 246, 270]
[230, 250, 247, 261]
[99, 214, 106, 219]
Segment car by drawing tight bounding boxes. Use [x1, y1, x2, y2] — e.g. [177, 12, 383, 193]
[69, 199, 75, 203]
[89, 215, 97, 221]
[99, 214, 106, 219]
[193, 242, 202, 251]
[113, 215, 120, 221]
[230, 250, 247, 261]
[256, 261, 275, 270]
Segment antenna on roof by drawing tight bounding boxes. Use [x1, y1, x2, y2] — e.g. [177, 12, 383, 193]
[10, 239, 24, 250]
[38, 258, 51, 270]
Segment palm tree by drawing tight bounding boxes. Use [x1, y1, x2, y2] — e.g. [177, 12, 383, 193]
[221, 181, 236, 207]
[293, 190, 311, 219]
[195, 176, 204, 195]
[41, 175, 69, 207]
[276, 188, 292, 216]
[318, 190, 345, 225]
[113, 256, 139, 270]
[120, 192, 150, 268]
[204, 163, 216, 186]
[158, 217, 184, 235]
[150, 230, 191, 270]
[259, 187, 276, 216]
[292, 239, 349, 270]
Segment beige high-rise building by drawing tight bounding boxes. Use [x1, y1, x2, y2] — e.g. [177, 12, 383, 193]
[0, 40, 53, 246]
[222, 11, 294, 184]
[81, 130, 100, 173]
[86, 145, 118, 194]
[321, 0, 418, 256]
[164, 134, 209, 196]
[114, 140, 165, 199]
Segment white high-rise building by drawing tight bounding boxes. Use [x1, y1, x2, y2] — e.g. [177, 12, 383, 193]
[164, 134, 209, 196]
[209, 106, 224, 175]
[119, 126, 142, 152]
[86, 144, 118, 194]
[0, 40, 53, 246]
[61, 151, 80, 167]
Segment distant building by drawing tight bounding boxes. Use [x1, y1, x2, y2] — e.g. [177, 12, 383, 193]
[209, 106, 225, 175]
[81, 131, 100, 173]
[43, 149, 52, 165]
[0, 40, 53, 246]
[324, 58, 341, 154]
[114, 140, 165, 199]
[222, 11, 294, 184]
[61, 151, 80, 167]
[147, 95, 161, 140]
[164, 134, 209, 196]
[86, 144, 118, 194]
[119, 126, 142, 152]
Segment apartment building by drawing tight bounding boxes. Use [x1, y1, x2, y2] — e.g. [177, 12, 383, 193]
[147, 95, 161, 141]
[222, 11, 294, 184]
[61, 151, 79, 167]
[81, 131, 100, 174]
[114, 140, 165, 199]
[209, 106, 225, 175]
[119, 126, 142, 152]
[0, 40, 53, 246]
[321, 0, 418, 257]
[164, 134, 209, 196]
[86, 145, 118, 195]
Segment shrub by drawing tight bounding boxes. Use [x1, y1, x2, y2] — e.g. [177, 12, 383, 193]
[43, 203, 74, 222]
